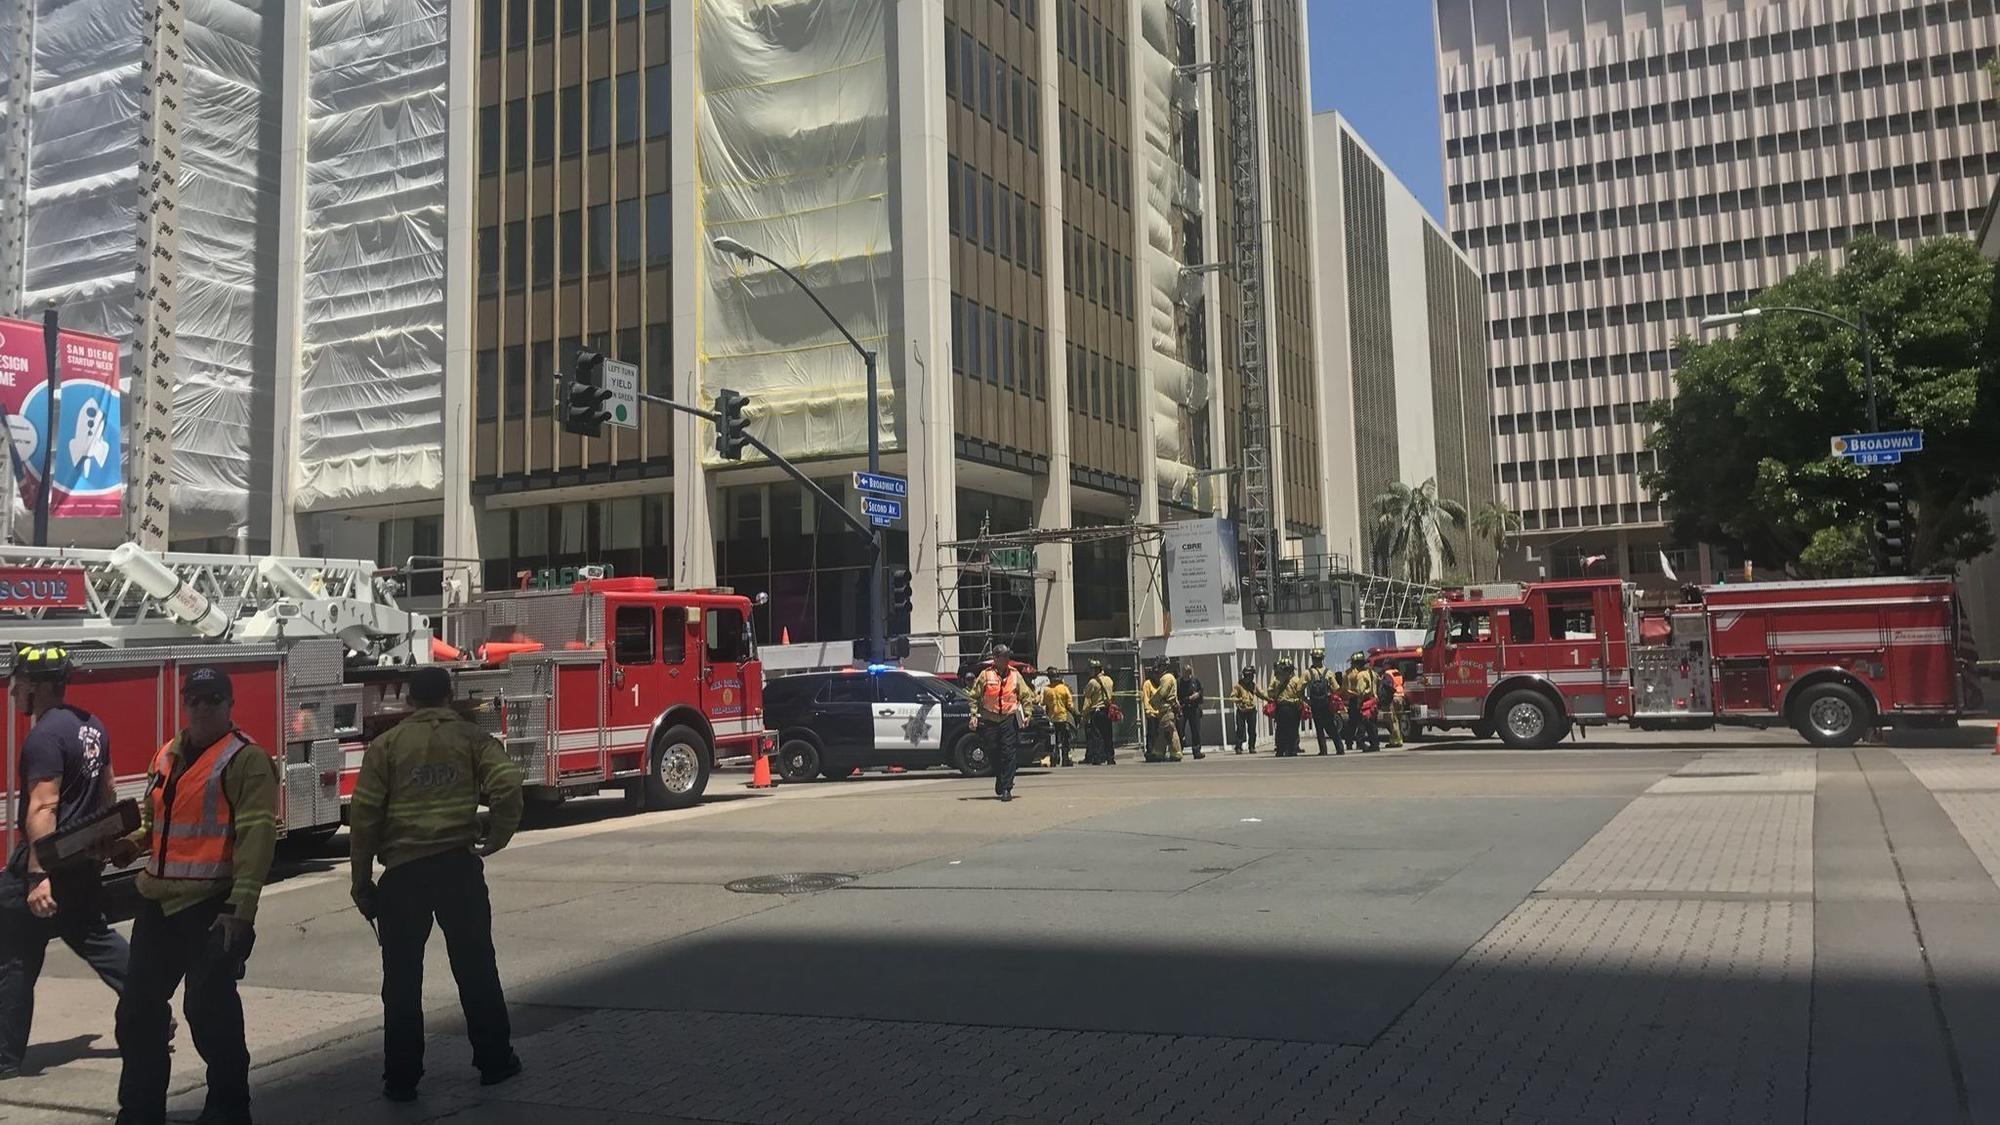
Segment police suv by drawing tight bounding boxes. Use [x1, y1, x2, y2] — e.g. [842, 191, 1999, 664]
[764, 667, 986, 781]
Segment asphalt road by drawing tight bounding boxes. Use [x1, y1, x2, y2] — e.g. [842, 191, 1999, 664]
[11, 723, 2000, 1124]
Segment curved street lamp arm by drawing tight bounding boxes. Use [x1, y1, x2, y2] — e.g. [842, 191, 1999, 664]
[737, 248, 872, 363]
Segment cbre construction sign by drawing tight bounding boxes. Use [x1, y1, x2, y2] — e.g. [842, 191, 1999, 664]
[0, 317, 123, 519]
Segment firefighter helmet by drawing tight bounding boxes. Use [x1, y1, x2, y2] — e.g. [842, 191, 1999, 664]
[14, 644, 73, 683]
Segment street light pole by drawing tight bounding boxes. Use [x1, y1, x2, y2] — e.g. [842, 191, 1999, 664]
[713, 236, 886, 663]
[1700, 303, 1877, 430]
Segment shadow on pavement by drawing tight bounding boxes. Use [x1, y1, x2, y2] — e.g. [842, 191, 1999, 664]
[221, 929, 1851, 1125]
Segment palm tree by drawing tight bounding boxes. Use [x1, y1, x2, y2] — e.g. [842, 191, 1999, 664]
[1372, 479, 1469, 585]
[1469, 500, 1522, 581]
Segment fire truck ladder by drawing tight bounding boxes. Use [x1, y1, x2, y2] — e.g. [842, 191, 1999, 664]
[0, 543, 426, 657]
[1224, 0, 1276, 623]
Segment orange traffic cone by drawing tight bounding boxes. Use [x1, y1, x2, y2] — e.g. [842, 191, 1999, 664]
[751, 746, 774, 789]
[781, 627, 791, 645]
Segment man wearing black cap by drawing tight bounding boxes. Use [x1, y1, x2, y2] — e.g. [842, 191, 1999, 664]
[0, 644, 128, 1079]
[350, 665, 523, 1102]
[103, 664, 276, 1125]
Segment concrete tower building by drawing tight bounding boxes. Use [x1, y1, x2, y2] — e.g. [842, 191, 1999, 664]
[472, 0, 1331, 665]
[1312, 112, 1499, 580]
[1433, 0, 2000, 584]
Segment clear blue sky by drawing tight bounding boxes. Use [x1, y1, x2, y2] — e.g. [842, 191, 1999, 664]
[1305, 1, 1446, 219]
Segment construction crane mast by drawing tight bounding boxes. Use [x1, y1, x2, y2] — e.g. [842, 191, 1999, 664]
[1224, 0, 1276, 622]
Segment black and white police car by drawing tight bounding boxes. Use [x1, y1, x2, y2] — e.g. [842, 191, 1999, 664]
[764, 666, 998, 781]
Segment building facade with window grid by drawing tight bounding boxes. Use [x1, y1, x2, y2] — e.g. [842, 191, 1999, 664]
[1434, 0, 2000, 585]
[1312, 113, 1499, 577]
[470, 0, 1326, 666]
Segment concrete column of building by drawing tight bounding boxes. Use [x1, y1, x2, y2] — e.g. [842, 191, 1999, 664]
[266, 2, 312, 556]
[1298, 104, 1346, 554]
[438, 0, 481, 569]
[894, 0, 962, 663]
[1125, 0, 1163, 640]
[1030, 1, 1075, 669]
[670, 0, 716, 589]
[1191, 0, 1228, 523]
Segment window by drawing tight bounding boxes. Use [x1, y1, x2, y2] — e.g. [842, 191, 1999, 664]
[505, 98, 527, 171]
[588, 204, 612, 272]
[821, 677, 871, 705]
[646, 192, 670, 265]
[705, 608, 750, 664]
[1448, 610, 1493, 643]
[530, 340, 552, 414]
[1507, 609, 1535, 645]
[477, 225, 498, 295]
[877, 675, 925, 704]
[645, 322, 670, 394]
[476, 349, 498, 421]
[560, 87, 581, 157]
[503, 344, 525, 419]
[479, 105, 500, 175]
[647, 67, 670, 137]
[506, 0, 528, 48]
[482, 0, 503, 54]
[531, 214, 552, 287]
[616, 198, 642, 268]
[559, 209, 581, 280]
[660, 607, 688, 662]
[504, 219, 525, 290]
[588, 78, 611, 151]
[1546, 599, 1597, 640]
[534, 0, 554, 41]
[616, 71, 641, 145]
[615, 607, 655, 664]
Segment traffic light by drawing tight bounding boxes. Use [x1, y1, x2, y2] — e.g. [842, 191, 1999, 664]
[714, 389, 750, 460]
[563, 349, 612, 437]
[1876, 479, 1909, 574]
[889, 568, 913, 612]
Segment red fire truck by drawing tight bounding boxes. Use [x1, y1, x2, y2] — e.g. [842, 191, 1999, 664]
[0, 544, 770, 853]
[1411, 576, 1977, 749]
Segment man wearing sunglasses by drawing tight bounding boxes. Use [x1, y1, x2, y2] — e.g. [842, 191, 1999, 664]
[99, 665, 276, 1125]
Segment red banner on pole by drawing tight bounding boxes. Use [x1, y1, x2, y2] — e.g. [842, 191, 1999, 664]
[0, 316, 124, 519]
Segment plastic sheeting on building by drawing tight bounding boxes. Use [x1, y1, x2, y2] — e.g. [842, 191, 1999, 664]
[17, 0, 278, 541]
[173, 0, 278, 537]
[697, 0, 898, 466]
[294, 0, 449, 511]
[1137, 0, 1204, 502]
[21, 0, 144, 358]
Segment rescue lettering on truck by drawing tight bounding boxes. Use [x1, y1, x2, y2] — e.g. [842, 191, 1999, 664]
[1410, 576, 1972, 750]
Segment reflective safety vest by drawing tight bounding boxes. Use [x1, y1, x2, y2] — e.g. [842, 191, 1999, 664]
[975, 668, 1027, 717]
[146, 730, 252, 882]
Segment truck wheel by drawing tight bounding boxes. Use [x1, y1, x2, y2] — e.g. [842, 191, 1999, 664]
[1494, 691, 1563, 750]
[1793, 683, 1868, 747]
[953, 731, 992, 777]
[777, 736, 822, 783]
[643, 724, 711, 810]
[1469, 722, 1496, 741]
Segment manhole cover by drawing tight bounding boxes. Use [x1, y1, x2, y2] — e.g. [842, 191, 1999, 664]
[725, 872, 858, 895]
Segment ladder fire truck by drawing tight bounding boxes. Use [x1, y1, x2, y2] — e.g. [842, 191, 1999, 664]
[1411, 576, 1978, 749]
[0, 544, 770, 850]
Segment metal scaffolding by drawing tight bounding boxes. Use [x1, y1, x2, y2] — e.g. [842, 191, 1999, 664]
[934, 523, 1167, 660]
[1224, 0, 1275, 622]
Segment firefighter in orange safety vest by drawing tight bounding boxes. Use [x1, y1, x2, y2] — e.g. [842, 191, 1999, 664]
[967, 646, 1034, 802]
[98, 665, 277, 1125]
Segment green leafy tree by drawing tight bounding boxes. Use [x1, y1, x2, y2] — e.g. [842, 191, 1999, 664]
[1646, 236, 2000, 575]
[1373, 479, 1469, 584]
[1469, 500, 1522, 581]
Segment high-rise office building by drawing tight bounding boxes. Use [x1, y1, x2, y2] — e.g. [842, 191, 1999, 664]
[474, 0, 1330, 663]
[1433, 0, 1999, 584]
[1311, 112, 1498, 578]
